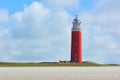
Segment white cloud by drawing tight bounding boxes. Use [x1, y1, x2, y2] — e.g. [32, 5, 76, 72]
[0, 1, 72, 62]
[0, 9, 9, 23]
[81, 0, 120, 63]
[96, 0, 120, 11]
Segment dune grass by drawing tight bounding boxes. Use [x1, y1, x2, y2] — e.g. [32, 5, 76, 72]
[0, 61, 119, 67]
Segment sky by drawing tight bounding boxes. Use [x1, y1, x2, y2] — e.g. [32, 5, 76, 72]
[0, 0, 120, 64]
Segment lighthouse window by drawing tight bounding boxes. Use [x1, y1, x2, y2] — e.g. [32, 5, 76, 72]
[75, 54, 77, 57]
[75, 42, 77, 46]
[75, 58, 77, 61]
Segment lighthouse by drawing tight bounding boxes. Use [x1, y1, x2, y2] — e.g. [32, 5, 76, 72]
[71, 16, 82, 63]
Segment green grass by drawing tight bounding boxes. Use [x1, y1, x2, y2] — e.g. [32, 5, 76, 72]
[0, 61, 119, 67]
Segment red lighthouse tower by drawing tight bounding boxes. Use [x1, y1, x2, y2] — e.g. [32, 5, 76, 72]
[71, 16, 82, 63]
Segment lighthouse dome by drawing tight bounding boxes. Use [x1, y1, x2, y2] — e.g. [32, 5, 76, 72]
[72, 16, 81, 31]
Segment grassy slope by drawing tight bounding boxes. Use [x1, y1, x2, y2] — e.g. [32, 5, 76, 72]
[0, 61, 119, 67]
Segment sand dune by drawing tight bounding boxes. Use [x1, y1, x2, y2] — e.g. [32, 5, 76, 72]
[0, 67, 120, 80]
